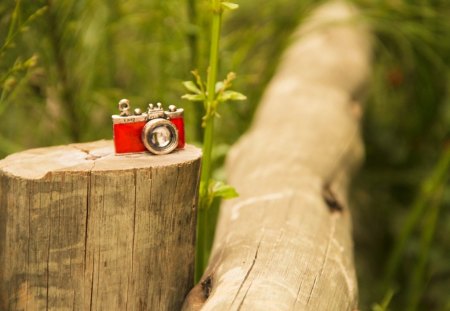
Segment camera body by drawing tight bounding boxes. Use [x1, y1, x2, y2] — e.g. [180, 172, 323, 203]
[112, 99, 185, 155]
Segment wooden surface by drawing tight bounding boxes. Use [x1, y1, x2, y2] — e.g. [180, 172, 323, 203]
[183, 1, 371, 310]
[0, 140, 202, 310]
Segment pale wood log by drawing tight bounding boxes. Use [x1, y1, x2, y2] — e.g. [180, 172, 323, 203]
[183, 1, 371, 310]
[0, 140, 201, 310]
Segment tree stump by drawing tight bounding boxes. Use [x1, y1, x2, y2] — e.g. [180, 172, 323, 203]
[0, 140, 201, 310]
[183, 1, 371, 310]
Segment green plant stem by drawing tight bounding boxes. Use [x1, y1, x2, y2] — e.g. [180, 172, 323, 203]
[1, 0, 21, 53]
[199, 0, 221, 202]
[195, 202, 208, 282]
[406, 186, 444, 311]
[372, 289, 395, 311]
[195, 116, 214, 282]
[383, 145, 450, 290]
[205, 1, 222, 109]
[200, 117, 215, 200]
[195, 0, 222, 283]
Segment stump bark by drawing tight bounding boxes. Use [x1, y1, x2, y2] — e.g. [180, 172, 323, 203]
[183, 1, 371, 310]
[0, 140, 201, 310]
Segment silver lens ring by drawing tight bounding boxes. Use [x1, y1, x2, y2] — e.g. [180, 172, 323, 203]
[141, 118, 179, 155]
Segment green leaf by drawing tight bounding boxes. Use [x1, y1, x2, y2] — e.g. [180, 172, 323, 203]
[24, 55, 38, 68]
[199, 180, 239, 209]
[181, 93, 205, 101]
[210, 180, 239, 199]
[182, 81, 202, 94]
[219, 90, 247, 102]
[191, 70, 204, 90]
[221, 2, 239, 10]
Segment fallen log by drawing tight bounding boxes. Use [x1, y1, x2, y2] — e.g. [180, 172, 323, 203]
[0, 140, 201, 310]
[183, 1, 371, 310]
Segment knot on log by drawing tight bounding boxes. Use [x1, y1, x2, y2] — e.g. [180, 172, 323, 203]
[323, 184, 344, 213]
[201, 276, 214, 299]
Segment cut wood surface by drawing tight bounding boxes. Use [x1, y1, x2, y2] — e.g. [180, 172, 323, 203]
[0, 140, 201, 310]
[183, 1, 371, 310]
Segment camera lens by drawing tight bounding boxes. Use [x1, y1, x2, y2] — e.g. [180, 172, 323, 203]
[142, 118, 178, 155]
[151, 126, 171, 148]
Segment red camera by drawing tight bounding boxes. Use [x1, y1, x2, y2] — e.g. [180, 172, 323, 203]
[112, 99, 185, 155]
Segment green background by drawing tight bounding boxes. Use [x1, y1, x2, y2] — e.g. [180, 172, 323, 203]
[0, 0, 449, 310]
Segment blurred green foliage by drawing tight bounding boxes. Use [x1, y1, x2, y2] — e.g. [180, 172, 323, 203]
[0, 0, 448, 310]
[351, 1, 450, 310]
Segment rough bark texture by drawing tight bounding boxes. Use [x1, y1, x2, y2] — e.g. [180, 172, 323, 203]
[0, 140, 201, 310]
[183, 1, 371, 310]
